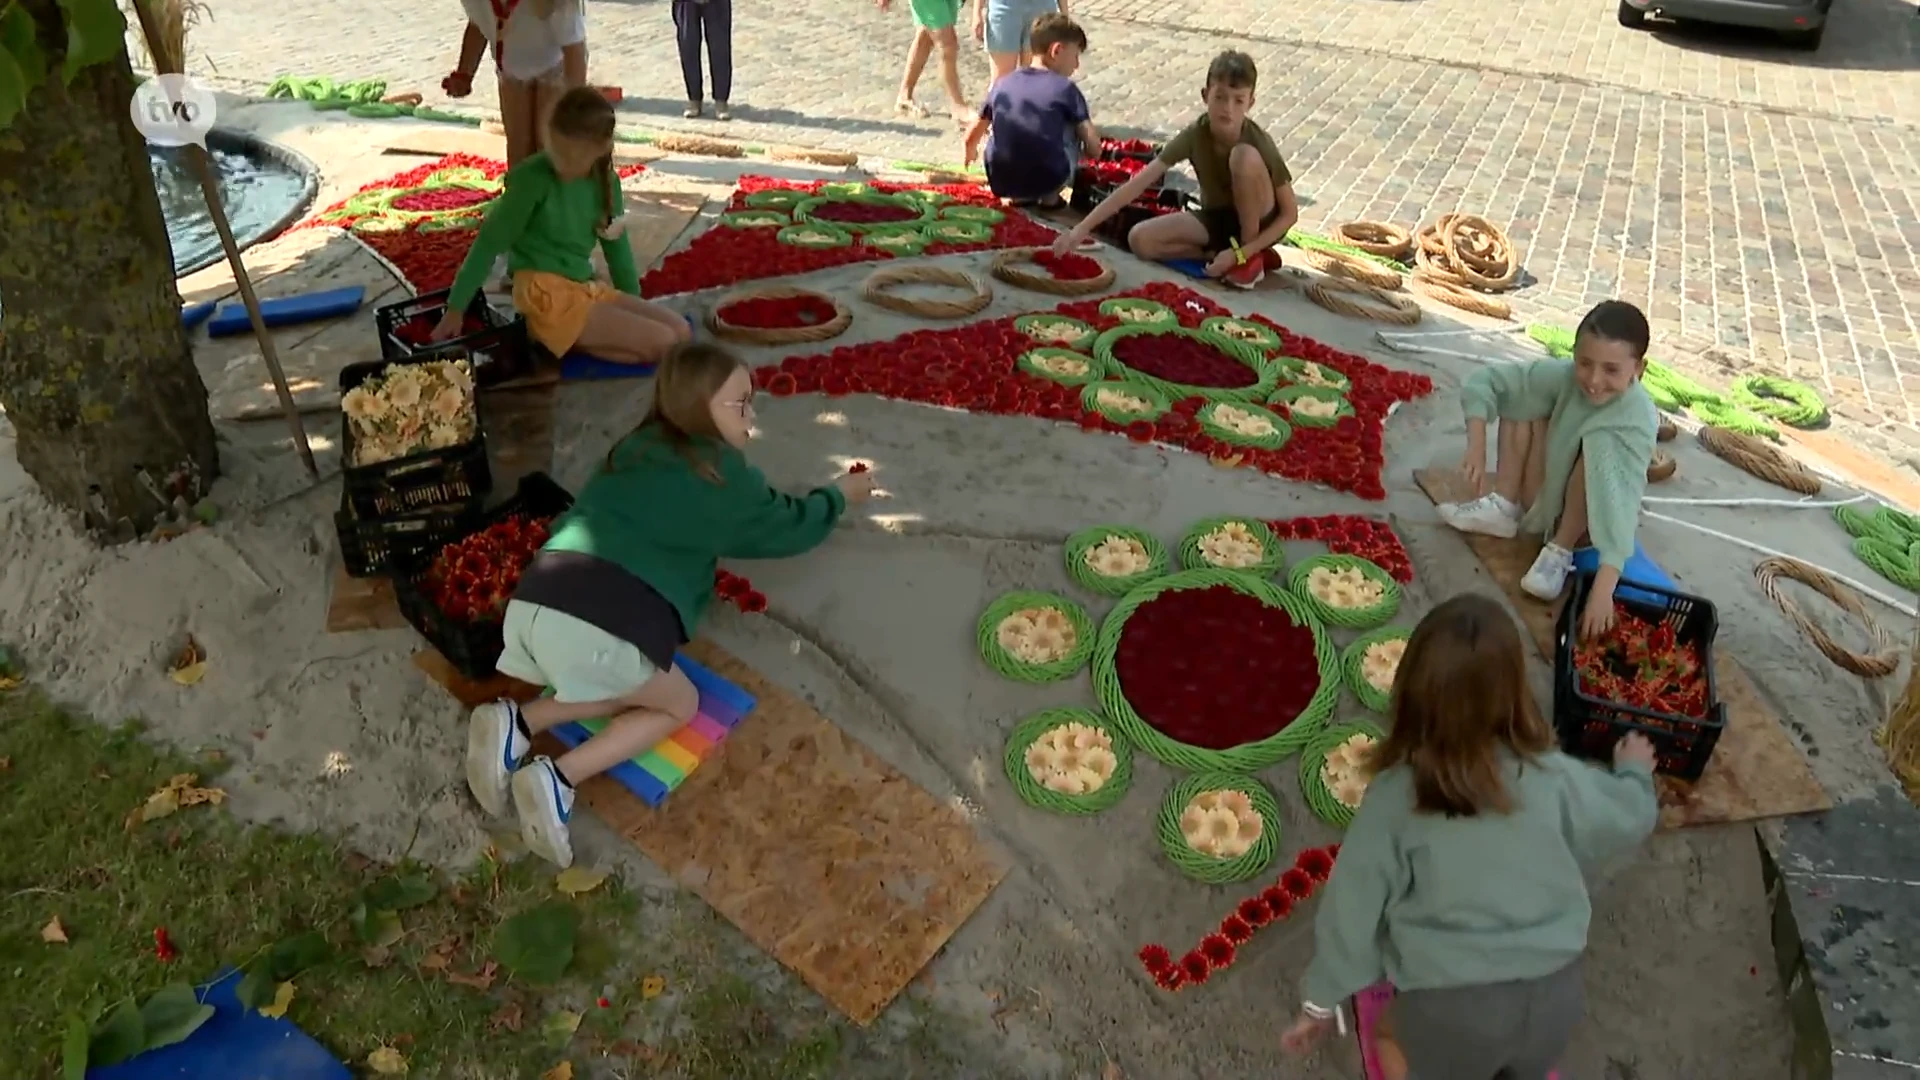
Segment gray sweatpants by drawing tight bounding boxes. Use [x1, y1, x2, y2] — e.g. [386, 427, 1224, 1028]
[1395, 960, 1583, 1080]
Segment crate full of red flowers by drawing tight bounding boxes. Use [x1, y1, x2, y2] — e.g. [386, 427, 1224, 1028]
[393, 472, 575, 679]
[376, 287, 534, 387]
[1552, 571, 1726, 781]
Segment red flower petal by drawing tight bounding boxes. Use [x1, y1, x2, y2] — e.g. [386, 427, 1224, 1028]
[1219, 915, 1254, 945]
[1295, 847, 1335, 882]
[1179, 951, 1212, 984]
[1137, 944, 1173, 973]
[1280, 868, 1315, 900]
[1198, 933, 1236, 969]
[1237, 897, 1274, 927]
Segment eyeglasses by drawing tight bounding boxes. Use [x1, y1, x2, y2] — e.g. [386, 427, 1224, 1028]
[730, 393, 758, 418]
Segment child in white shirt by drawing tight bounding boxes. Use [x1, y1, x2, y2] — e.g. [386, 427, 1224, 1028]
[444, 0, 590, 167]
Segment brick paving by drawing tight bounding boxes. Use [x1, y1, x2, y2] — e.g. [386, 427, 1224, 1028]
[184, 0, 1920, 436]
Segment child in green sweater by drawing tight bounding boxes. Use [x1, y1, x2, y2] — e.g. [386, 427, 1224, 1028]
[464, 343, 877, 868]
[1439, 300, 1659, 639]
[1281, 593, 1658, 1077]
[431, 88, 690, 366]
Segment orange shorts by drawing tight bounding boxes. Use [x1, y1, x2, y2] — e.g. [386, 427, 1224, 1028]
[512, 270, 617, 357]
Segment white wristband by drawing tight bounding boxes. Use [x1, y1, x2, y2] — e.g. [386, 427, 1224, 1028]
[1302, 1000, 1347, 1034]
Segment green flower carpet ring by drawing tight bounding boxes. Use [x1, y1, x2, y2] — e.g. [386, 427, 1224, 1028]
[721, 209, 790, 229]
[1196, 401, 1292, 450]
[1178, 517, 1284, 577]
[897, 188, 956, 207]
[1199, 315, 1283, 353]
[776, 221, 855, 249]
[939, 204, 1006, 225]
[976, 591, 1097, 683]
[1094, 568, 1340, 771]
[1731, 375, 1828, 428]
[859, 225, 932, 256]
[1017, 347, 1107, 387]
[1156, 772, 1283, 884]
[1080, 380, 1171, 424]
[1016, 314, 1098, 351]
[1063, 524, 1170, 597]
[1288, 554, 1402, 630]
[1093, 324, 1279, 404]
[744, 188, 809, 211]
[1269, 356, 1352, 393]
[819, 181, 874, 198]
[1851, 536, 1920, 592]
[1341, 625, 1411, 713]
[350, 214, 410, 235]
[429, 166, 490, 186]
[924, 219, 996, 244]
[1688, 399, 1779, 442]
[1098, 297, 1178, 326]
[1267, 385, 1355, 429]
[1003, 707, 1136, 815]
[795, 192, 935, 234]
[415, 214, 485, 233]
[1300, 721, 1387, 829]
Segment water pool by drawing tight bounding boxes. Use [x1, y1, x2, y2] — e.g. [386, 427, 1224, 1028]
[153, 131, 315, 276]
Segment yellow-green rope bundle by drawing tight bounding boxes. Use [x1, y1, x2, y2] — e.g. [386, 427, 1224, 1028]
[1851, 536, 1920, 593]
[1155, 773, 1282, 883]
[1093, 324, 1279, 404]
[1833, 503, 1920, 546]
[1092, 569, 1339, 771]
[1098, 298, 1176, 325]
[1342, 625, 1410, 713]
[1288, 555, 1402, 630]
[1064, 525, 1169, 596]
[1269, 385, 1354, 428]
[1080, 380, 1170, 424]
[1017, 348, 1106, 387]
[1015, 314, 1097, 352]
[1269, 356, 1352, 393]
[1688, 398, 1779, 441]
[1003, 708, 1135, 815]
[1196, 400, 1292, 450]
[976, 591, 1095, 683]
[1299, 721, 1385, 828]
[1731, 375, 1827, 428]
[1198, 316, 1282, 352]
[1178, 517, 1284, 577]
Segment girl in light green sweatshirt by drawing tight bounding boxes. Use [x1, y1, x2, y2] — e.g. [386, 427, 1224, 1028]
[1281, 594, 1657, 1078]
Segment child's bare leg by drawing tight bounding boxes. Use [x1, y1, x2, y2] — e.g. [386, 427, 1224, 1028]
[604, 293, 693, 342]
[498, 75, 537, 167]
[575, 299, 684, 365]
[988, 50, 1019, 80]
[1551, 452, 1591, 549]
[1519, 418, 1549, 507]
[1227, 143, 1279, 251]
[896, 29, 935, 116]
[1126, 210, 1210, 261]
[1492, 418, 1542, 508]
[933, 27, 970, 122]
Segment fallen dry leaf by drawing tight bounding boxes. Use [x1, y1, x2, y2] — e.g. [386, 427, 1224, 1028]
[542, 1009, 582, 1047]
[488, 1001, 526, 1033]
[40, 916, 68, 944]
[419, 935, 460, 973]
[366, 1046, 408, 1074]
[260, 981, 297, 1019]
[540, 1064, 574, 1080]
[607, 1040, 654, 1062]
[640, 974, 665, 1001]
[0, 756, 11, 770]
[167, 636, 208, 686]
[554, 866, 609, 897]
[361, 945, 394, 969]
[446, 960, 498, 991]
[134, 773, 226, 826]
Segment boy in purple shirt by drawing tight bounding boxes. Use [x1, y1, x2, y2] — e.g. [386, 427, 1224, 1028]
[962, 15, 1096, 207]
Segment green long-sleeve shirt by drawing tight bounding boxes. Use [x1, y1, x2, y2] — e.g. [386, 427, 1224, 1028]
[541, 427, 847, 638]
[445, 152, 640, 315]
[1460, 358, 1658, 570]
[1299, 751, 1657, 1009]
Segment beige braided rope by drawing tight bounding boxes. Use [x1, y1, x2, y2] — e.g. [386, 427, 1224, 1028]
[1697, 426, 1820, 495]
[1331, 221, 1414, 261]
[1755, 556, 1900, 678]
[769, 146, 860, 167]
[705, 286, 853, 345]
[1409, 273, 1512, 320]
[649, 132, 745, 158]
[1299, 248, 1403, 290]
[1443, 214, 1521, 290]
[1646, 448, 1677, 483]
[1657, 414, 1678, 442]
[1304, 278, 1422, 326]
[862, 264, 993, 319]
[990, 246, 1117, 296]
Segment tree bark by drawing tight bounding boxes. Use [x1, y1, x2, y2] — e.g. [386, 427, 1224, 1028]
[0, 1, 218, 538]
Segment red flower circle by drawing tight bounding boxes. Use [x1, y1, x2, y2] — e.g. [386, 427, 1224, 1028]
[1114, 585, 1321, 749]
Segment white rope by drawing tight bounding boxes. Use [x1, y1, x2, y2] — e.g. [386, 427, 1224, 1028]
[1375, 326, 1528, 344]
[1642, 509, 1919, 619]
[1643, 493, 1873, 510]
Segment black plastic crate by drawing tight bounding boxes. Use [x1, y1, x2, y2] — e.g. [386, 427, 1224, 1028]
[1552, 570, 1726, 781]
[392, 472, 575, 680]
[339, 357, 493, 520]
[1099, 187, 1198, 251]
[1096, 138, 1158, 165]
[375, 288, 535, 387]
[334, 492, 484, 578]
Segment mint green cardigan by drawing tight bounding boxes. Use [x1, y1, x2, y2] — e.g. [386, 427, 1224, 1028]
[1459, 359, 1658, 570]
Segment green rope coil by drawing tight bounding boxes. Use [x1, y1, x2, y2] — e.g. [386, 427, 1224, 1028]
[1195, 401, 1292, 450]
[1093, 568, 1340, 771]
[976, 591, 1096, 683]
[1080, 380, 1170, 424]
[1016, 315, 1097, 351]
[897, 188, 956, 207]
[795, 193, 933, 234]
[1064, 525, 1170, 596]
[925, 219, 996, 244]
[1731, 375, 1827, 428]
[1269, 356, 1352, 393]
[430, 166, 490, 185]
[1835, 504, 1920, 546]
[1284, 229, 1411, 273]
[1198, 316, 1282, 352]
[1017, 347, 1106, 387]
[819, 181, 874, 198]
[1093, 324, 1278, 404]
[940, 205, 1005, 225]
[1688, 399, 1779, 441]
[1299, 722, 1386, 829]
[744, 189, 808, 210]
[1003, 708, 1135, 815]
[1526, 323, 1576, 358]
[1268, 385, 1354, 429]
[1178, 517, 1283, 576]
[350, 215, 409, 234]
[1155, 773, 1283, 884]
[1288, 554, 1402, 630]
[347, 102, 413, 119]
[1852, 536, 1920, 592]
[1832, 504, 1879, 540]
[1341, 626, 1410, 713]
[410, 106, 481, 126]
[415, 214, 484, 233]
[1099, 298, 1177, 325]
[776, 222, 853, 249]
[720, 210, 789, 229]
[860, 224, 931, 255]
[1644, 360, 1720, 408]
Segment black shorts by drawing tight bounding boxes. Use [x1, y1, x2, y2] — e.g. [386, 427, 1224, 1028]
[1195, 206, 1282, 255]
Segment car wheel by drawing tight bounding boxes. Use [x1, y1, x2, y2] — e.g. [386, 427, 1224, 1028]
[1783, 23, 1824, 49]
[1617, 1, 1647, 27]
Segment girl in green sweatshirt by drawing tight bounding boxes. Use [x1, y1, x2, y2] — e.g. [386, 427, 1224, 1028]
[1438, 301, 1659, 640]
[463, 343, 877, 868]
[1281, 593, 1658, 1078]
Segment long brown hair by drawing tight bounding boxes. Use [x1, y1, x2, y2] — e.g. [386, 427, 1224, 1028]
[1371, 593, 1553, 817]
[546, 86, 617, 234]
[605, 343, 745, 481]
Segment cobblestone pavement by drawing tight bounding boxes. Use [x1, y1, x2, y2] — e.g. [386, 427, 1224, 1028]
[186, 0, 1920, 436]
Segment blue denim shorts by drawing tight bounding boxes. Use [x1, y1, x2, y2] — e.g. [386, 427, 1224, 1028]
[984, 0, 1059, 53]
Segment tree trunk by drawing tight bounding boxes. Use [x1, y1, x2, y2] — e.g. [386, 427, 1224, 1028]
[0, 3, 218, 539]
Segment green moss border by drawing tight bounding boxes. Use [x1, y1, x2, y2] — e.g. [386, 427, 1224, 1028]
[1093, 323, 1278, 404]
[1268, 385, 1354, 428]
[1155, 773, 1282, 884]
[1341, 625, 1410, 713]
[1064, 525, 1170, 596]
[1196, 400, 1292, 450]
[1198, 316, 1282, 352]
[940, 204, 1005, 225]
[1003, 708, 1135, 815]
[1017, 347, 1105, 387]
[1300, 721, 1386, 829]
[1016, 314, 1098, 351]
[1080, 380, 1170, 424]
[976, 591, 1096, 683]
[1287, 554, 1402, 630]
[1178, 516, 1284, 576]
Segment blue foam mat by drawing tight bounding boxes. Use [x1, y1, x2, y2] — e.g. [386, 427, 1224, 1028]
[205, 286, 366, 338]
[543, 653, 756, 808]
[180, 301, 217, 330]
[553, 314, 692, 381]
[1572, 542, 1675, 606]
[1163, 258, 1209, 279]
[89, 970, 350, 1080]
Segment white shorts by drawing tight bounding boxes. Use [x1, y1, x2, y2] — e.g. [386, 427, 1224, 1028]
[496, 599, 658, 704]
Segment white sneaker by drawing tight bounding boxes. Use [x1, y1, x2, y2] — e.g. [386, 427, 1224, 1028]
[1522, 543, 1576, 600]
[465, 699, 530, 818]
[1438, 493, 1522, 539]
[511, 756, 577, 869]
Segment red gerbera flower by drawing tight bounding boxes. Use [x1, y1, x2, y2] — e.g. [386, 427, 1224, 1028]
[1179, 951, 1211, 984]
[1295, 846, 1335, 882]
[1153, 965, 1187, 992]
[740, 590, 769, 613]
[1137, 944, 1173, 973]
[1261, 886, 1295, 920]
[1199, 934, 1236, 969]
[1219, 915, 1254, 945]
[1237, 897, 1273, 927]
[1280, 868, 1315, 900]
[1326, 843, 1341, 861]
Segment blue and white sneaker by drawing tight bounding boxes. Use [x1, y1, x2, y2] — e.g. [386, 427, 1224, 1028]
[511, 756, 577, 869]
[465, 699, 530, 818]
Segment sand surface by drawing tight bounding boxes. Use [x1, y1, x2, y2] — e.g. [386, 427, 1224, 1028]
[0, 108, 1905, 1077]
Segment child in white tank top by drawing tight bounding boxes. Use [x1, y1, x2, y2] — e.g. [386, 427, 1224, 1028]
[443, 0, 590, 166]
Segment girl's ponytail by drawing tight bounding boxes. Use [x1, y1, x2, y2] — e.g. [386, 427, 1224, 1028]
[595, 153, 615, 237]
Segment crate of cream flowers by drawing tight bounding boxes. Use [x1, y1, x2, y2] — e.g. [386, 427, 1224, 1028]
[337, 352, 492, 520]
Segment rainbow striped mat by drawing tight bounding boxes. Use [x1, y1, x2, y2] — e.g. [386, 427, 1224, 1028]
[546, 654, 757, 807]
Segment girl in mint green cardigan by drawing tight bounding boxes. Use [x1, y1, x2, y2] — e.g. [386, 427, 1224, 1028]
[1438, 301, 1659, 639]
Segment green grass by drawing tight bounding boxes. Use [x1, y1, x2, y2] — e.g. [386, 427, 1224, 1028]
[0, 690, 965, 1079]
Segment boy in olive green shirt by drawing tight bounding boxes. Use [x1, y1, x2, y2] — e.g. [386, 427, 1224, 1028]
[1059, 49, 1298, 289]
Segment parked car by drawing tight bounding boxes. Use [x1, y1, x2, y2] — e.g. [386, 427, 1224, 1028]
[1617, 0, 1832, 49]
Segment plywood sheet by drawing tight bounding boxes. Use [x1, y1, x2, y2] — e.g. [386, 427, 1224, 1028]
[589, 187, 706, 282]
[1413, 466, 1832, 830]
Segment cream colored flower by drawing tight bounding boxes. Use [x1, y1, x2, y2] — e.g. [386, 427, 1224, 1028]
[996, 606, 1078, 665]
[1023, 318, 1085, 344]
[1181, 789, 1263, 858]
[1306, 565, 1387, 608]
[342, 387, 378, 421]
[1033, 353, 1090, 377]
[383, 369, 424, 409]
[1197, 521, 1265, 569]
[1094, 387, 1152, 414]
[1289, 395, 1342, 419]
[1084, 534, 1152, 577]
[1295, 362, 1343, 388]
[1361, 638, 1406, 691]
[1210, 404, 1278, 438]
[1026, 724, 1116, 794]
